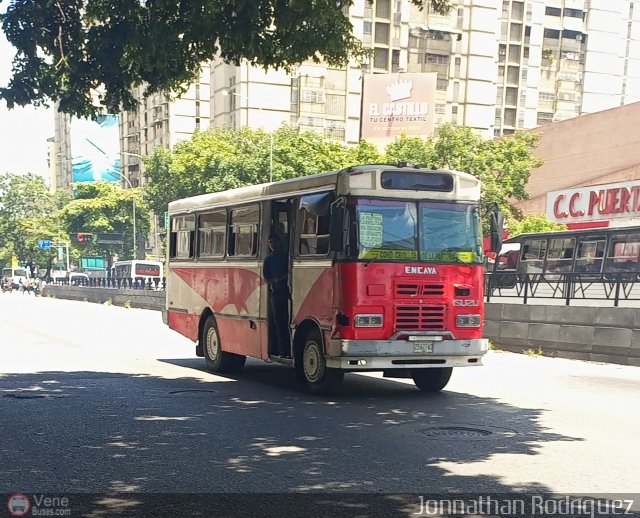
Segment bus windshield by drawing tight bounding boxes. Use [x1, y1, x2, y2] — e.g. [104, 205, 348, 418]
[351, 199, 482, 263]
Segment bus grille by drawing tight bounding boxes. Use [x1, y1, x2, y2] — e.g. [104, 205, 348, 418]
[395, 283, 445, 297]
[395, 305, 446, 331]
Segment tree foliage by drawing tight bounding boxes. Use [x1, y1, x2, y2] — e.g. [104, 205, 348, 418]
[144, 124, 542, 231]
[0, 173, 66, 270]
[1, 0, 452, 118]
[507, 214, 567, 238]
[144, 126, 383, 216]
[58, 182, 150, 261]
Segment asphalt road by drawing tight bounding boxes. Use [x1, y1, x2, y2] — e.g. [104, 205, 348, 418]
[0, 293, 638, 516]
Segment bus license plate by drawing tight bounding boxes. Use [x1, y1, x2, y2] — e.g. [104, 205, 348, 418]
[413, 341, 433, 354]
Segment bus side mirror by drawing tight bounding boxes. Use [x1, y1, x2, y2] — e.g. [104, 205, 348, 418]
[330, 199, 345, 252]
[489, 207, 504, 253]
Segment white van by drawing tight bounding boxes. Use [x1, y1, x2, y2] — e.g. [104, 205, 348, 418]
[1, 267, 29, 289]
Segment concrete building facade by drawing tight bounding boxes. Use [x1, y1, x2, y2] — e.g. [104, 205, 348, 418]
[210, 0, 501, 143]
[515, 101, 640, 228]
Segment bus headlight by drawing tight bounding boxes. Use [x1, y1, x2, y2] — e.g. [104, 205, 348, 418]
[354, 314, 384, 327]
[456, 315, 482, 328]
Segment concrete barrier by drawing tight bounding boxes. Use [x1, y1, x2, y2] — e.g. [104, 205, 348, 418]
[485, 303, 640, 366]
[42, 285, 165, 311]
[40, 288, 640, 366]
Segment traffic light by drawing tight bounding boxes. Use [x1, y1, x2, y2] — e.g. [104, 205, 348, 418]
[77, 233, 94, 243]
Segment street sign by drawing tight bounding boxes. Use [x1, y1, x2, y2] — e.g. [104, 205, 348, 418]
[164, 211, 169, 229]
[97, 233, 124, 245]
[38, 239, 53, 250]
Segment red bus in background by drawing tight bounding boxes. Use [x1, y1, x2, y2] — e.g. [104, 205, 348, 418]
[165, 164, 500, 393]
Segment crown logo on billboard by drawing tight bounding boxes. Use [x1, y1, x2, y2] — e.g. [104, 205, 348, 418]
[386, 80, 413, 101]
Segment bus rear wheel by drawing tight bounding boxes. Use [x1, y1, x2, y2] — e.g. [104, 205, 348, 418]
[297, 330, 344, 395]
[202, 316, 246, 373]
[411, 368, 452, 392]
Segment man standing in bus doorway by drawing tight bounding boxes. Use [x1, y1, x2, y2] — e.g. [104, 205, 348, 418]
[263, 234, 291, 358]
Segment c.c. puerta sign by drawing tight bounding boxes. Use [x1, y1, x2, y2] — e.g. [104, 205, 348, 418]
[546, 180, 640, 224]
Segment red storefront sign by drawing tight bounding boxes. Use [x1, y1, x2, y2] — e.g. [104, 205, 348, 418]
[546, 180, 640, 224]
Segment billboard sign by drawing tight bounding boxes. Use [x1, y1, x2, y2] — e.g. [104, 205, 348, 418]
[546, 180, 640, 224]
[360, 72, 437, 145]
[71, 114, 121, 183]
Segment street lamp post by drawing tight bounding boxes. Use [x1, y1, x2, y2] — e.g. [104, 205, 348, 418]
[221, 89, 274, 183]
[118, 152, 143, 258]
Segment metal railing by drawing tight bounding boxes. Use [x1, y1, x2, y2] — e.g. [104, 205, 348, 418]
[485, 271, 640, 306]
[49, 277, 166, 291]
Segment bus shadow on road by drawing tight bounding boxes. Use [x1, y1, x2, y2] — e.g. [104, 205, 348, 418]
[158, 356, 456, 399]
[0, 367, 588, 514]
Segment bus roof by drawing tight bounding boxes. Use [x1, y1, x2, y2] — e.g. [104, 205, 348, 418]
[505, 225, 640, 243]
[168, 164, 479, 214]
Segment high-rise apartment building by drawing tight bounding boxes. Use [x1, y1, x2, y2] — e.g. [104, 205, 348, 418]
[496, 0, 640, 135]
[119, 66, 211, 188]
[210, 0, 640, 141]
[210, 0, 501, 142]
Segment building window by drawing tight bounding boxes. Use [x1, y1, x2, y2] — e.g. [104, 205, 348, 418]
[425, 53, 449, 65]
[325, 94, 345, 116]
[364, 21, 372, 34]
[512, 1, 524, 20]
[436, 78, 448, 90]
[536, 112, 553, 125]
[435, 103, 446, 114]
[374, 48, 389, 69]
[564, 8, 583, 18]
[300, 90, 325, 103]
[545, 6, 561, 16]
[376, 0, 391, 19]
[544, 28, 560, 39]
[375, 22, 390, 44]
[509, 23, 522, 40]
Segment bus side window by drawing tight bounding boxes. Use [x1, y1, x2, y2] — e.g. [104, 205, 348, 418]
[604, 234, 640, 273]
[198, 210, 227, 259]
[228, 205, 260, 258]
[298, 193, 332, 257]
[170, 214, 195, 260]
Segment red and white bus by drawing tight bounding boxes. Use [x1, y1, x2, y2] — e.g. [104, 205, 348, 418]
[165, 164, 499, 393]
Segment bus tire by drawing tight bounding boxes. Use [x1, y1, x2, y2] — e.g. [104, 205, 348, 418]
[297, 329, 344, 395]
[411, 368, 452, 392]
[202, 316, 246, 373]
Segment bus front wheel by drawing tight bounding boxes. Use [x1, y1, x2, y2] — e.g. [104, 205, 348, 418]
[411, 368, 452, 392]
[297, 330, 344, 395]
[202, 316, 246, 373]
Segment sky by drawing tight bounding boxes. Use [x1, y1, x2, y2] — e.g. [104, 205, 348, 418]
[0, 31, 54, 182]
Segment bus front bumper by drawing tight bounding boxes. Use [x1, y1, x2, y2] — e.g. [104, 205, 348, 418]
[326, 338, 488, 370]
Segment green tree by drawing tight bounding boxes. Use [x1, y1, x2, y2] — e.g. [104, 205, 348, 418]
[143, 126, 383, 216]
[58, 182, 150, 261]
[0, 173, 63, 269]
[1, 0, 453, 118]
[384, 134, 434, 166]
[507, 214, 567, 238]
